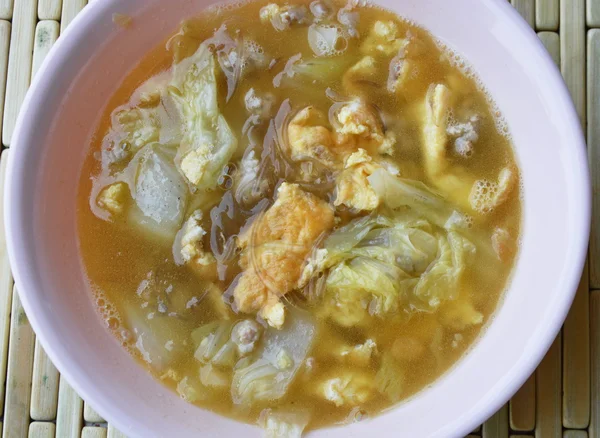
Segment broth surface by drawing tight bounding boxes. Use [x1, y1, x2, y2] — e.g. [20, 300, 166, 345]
[77, 0, 521, 432]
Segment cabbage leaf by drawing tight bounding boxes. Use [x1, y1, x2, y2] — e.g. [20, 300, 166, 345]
[170, 44, 238, 189]
[124, 143, 189, 239]
[305, 207, 476, 327]
[231, 309, 316, 405]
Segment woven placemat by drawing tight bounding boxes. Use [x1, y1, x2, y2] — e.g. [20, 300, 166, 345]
[0, 0, 596, 437]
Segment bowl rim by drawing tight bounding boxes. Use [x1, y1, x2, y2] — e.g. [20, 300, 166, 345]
[4, 0, 591, 436]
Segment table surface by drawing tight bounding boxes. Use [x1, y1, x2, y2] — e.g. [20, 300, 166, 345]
[0, 0, 598, 437]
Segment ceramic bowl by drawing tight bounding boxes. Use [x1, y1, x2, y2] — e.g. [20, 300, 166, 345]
[5, 0, 590, 436]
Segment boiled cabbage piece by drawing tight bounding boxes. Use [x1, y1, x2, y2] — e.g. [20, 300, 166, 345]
[170, 43, 238, 189]
[301, 188, 477, 327]
[231, 309, 316, 405]
[120, 143, 189, 240]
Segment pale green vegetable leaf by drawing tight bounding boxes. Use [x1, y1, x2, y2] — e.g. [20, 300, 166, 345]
[231, 309, 316, 405]
[169, 43, 238, 189]
[306, 204, 476, 326]
[375, 353, 404, 402]
[193, 321, 235, 364]
[368, 168, 469, 229]
[120, 143, 188, 240]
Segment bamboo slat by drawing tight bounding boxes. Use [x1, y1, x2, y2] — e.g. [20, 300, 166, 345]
[509, 373, 536, 431]
[536, 0, 559, 30]
[482, 404, 509, 438]
[589, 29, 600, 290]
[31, 20, 59, 78]
[2, 287, 35, 438]
[560, 0, 587, 127]
[564, 431, 589, 438]
[60, 0, 86, 32]
[2, 0, 36, 146]
[38, 0, 62, 20]
[28, 421, 55, 438]
[27, 17, 60, 424]
[82, 427, 108, 438]
[30, 339, 59, 421]
[0, 21, 10, 144]
[107, 425, 128, 438]
[84, 402, 105, 423]
[588, 0, 600, 27]
[538, 31, 560, 65]
[535, 333, 562, 438]
[563, 262, 590, 429]
[512, 0, 535, 27]
[0, 149, 12, 413]
[590, 291, 600, 438]
[0, 0, 12, 20]
[55, 378, 84, 438]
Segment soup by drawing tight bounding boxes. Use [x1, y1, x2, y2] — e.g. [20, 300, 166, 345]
[77, 0, 521, 434]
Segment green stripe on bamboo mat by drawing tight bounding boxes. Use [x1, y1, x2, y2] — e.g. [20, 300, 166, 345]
[591, 291, 600, 438]
[30, 339, 59, 421]
[2, 286, 35, 438]
[38, 0, 62, 20]
[2, 0, 36, 147]
[589, 29, 600, 291]
[28, 421, 55, 438]
[32, 21, 59, 77]
[82, 427, 108, 438]
[536, 0, 558, 30]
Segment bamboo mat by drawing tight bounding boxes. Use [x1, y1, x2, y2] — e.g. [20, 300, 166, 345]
[0, 0, 596, 437]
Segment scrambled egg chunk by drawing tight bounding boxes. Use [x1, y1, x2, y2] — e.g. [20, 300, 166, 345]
[421, 84, 517, 213]
[336, 101, 396, 156]
[287, 106, 339, 168]
[334, 149, 381, 211]
[287, 101, 395, 175]
[180, 210, 216, 266]
[180, 148, 212, 187]
[317, 371, 374, 406]
[96, 182, 128, 216]
[336, 339, 377, 367]
[234, 183, 334, 328]
[439, 298, 484, 331]
[361, 20, 406, 56]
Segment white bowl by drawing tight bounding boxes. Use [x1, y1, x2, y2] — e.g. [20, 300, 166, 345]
[5, 0, 590, 436]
